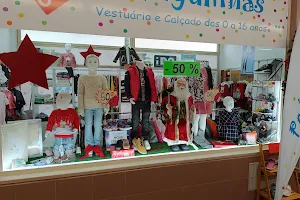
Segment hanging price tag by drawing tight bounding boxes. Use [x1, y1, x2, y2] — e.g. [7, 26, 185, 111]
[205, 89, 219, 102]
[163, 61, 201, 77]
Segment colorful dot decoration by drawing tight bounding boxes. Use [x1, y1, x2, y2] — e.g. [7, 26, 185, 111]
[222, 36, 226, 40]
[42, 21, 47, 25]
[294, 152, 296, 156]
[240, 12, 243, 15]
[207, 9, 211, 14]
[235, 29, 238, 33]
[154, 2, 158, 6]
[216, 28, 219, 32]
[262, 19, 265, 22]
[123, 29, 128, 33]
[273, 39, 276, 43]
[98, 22, 103, 26]
[253, 16, 256, 19]
[274, 9, 277, 12]
[123, 8, 127, 12]
[294, 97, 297, 101]
[279, 34, 282, 38]
[7, 21, 12, 25]
[109, 19, 114, 24]
[257, 14, 261, 18]
[129, 0, 134, 2]
[262, 34, 265, 38]
[282, 187, 285, 190]
[15, 1, 20, 5]
[222, 11, 226, 15]
[3, 7, 8, 12]
[199, 33, 203, 37]
[71, 6, 76, 11]
[186, 34, 190, 39]
[147, 21, 151, 25]
[18, 13, 24, 18]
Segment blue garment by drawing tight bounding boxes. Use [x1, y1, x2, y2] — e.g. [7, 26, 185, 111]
[84, 108, 104, 147]
[53, 137, 74, 158]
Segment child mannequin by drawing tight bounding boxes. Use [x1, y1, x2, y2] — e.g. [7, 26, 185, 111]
[45, 92, 80, 160]
[78, 54, 108, 158]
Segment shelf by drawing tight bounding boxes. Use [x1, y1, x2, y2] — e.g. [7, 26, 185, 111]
[253, 112, 273, 115]
[260, 189, 300, 200]
[252, 98, 279, 103]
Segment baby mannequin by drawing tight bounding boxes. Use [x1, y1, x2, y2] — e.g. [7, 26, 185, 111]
[45, 92, 80, 160]
[125, 60, 157, 154]
[58, 43, 77, 68]
[223, 96, 234, 112]
[78, 54, 108, 158]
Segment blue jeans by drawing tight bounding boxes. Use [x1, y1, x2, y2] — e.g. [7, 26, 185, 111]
[53, 137, 74, 158]
[84, 108, 104, 147]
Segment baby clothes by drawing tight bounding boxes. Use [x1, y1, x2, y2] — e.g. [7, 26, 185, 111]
[217, 110, 239, 141]
[1, 90, 16, 110]
[46, 108, 80, 138]
[0, 92, 9, 125]
[58, 53, 77, 68]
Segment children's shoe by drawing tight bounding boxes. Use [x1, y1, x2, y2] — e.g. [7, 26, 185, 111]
[170, 145, 180, 152]
[116, 140, 123, 150]
[179, 144, 189, 151]
[88, 151, 93, 157]
[122, 139, 130, 150]
[132, 138, 147, 154]
[144, 140, 151, 151]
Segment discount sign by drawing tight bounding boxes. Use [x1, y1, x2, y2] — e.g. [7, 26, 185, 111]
[163, 61, 201, 77]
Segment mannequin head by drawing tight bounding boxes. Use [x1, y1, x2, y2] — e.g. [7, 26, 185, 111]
[223, 96, 234, 112]
[174, 78, 190, 101]
[86, 54, 99, 75]
[65, 43, 72, 53]
[56, 92, 72, 110]
[136, 60, 145, 70]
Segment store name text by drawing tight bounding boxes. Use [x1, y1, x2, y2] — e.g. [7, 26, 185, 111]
[171, 0, 264, 13]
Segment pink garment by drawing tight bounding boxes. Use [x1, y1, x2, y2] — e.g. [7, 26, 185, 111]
[0, 92, 9, 125]
[1, 90, 16, 109]
[195, 68, 212, 114]
[58, 53, 77, 68]
[151, 118, 164, 143]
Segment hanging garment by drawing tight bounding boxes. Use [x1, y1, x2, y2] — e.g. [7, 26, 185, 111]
[188, 67, 212, 114]
[0, 92, 9, 125]
[113, 47, 140, 67]
[217, 110, 239, 141]
[10, 88, 25, 112]
[58, 53, 77, 68]
[1, 90, 16, 110]
[1, 64, 10, 80]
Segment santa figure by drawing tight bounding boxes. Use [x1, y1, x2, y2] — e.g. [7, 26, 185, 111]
[162, 78, 195, 152]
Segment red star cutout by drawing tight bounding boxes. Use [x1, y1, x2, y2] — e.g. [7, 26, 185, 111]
[80, 45, 101, 65]
[0, 34, 58, 89]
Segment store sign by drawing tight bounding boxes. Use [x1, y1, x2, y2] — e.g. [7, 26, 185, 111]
[164, 61, 200, 77]
[154, 55, 177, 68]
[0, 0, 287, 47]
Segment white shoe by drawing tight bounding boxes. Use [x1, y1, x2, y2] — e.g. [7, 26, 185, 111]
[144, 140, 151, 151]
[76, 147, 81, 154]
[88, 150, 93, 157]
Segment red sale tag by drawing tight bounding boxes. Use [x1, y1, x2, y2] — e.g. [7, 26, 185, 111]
[95, 89, 118, 105]
[35, 0, 68, 15]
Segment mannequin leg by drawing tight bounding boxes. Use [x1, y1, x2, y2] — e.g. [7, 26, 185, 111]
[141, 102, 150, 141]
[199, 114, 207, 133]
[94, 108, 104, 147]
[131, 102, 141, 139]
[84, 109, 94, 147]
[192, 114, 201, 137]
[194, 114, 213, 149]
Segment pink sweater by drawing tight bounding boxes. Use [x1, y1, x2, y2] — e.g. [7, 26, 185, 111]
[58, 53, 77, 68]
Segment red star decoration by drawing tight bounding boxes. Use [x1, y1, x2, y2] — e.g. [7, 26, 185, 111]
[0, 34, 58, 89]
[80, 45, 101, 65]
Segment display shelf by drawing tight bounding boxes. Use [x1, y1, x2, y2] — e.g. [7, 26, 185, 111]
[252, 98, 279, 103]
[252, 112, 274, 115]
[256, 144, 300, 200]
[260, 190, 300, 200]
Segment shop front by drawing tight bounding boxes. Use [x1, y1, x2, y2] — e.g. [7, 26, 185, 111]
[0, 0, 294, 199]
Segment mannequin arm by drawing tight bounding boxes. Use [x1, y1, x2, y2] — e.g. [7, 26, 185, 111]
[113, 49, 121, 63]
[78, 77, 84, 116]
[124, 71, 133, 100]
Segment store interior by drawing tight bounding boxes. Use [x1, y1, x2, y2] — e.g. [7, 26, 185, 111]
[0, 28, 286, 170]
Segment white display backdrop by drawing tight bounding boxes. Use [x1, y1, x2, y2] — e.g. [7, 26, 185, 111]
[275, 25, 300, 200]
[0, 0, 288, 47]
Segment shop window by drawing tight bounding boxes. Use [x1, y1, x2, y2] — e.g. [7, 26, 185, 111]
[135, 38, 218, 52]
[20, 30, 125, 47]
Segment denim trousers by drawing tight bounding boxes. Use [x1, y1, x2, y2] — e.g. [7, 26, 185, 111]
[84, 108, 104, 147]
[131, 102, 150, 140]
[53, 137, 74, 158]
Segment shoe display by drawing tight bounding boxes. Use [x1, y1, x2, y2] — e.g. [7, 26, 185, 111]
[76, 147, 81, 154]
[179, 144, 189, 151]
[132, 138, 147, 154]
[88, 150, 93, 157]
[122, 139, 130, 150]
[93, 145, 106, 158]
[144, 140, 151, 150]
[170, 145, 180, 152]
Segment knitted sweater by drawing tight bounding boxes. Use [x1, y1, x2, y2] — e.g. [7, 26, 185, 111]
[78, 75, 108, 112]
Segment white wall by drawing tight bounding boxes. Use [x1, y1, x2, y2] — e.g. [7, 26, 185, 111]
[0, 28, 18, 53]
[219, 44, 286, 71]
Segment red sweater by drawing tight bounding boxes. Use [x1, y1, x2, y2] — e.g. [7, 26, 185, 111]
[46, 108, 80, 138]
